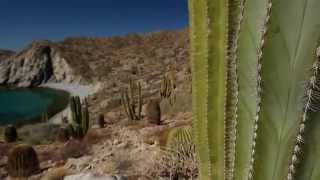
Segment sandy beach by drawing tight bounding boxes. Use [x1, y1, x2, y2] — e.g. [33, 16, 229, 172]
[40, 82, 101, 124]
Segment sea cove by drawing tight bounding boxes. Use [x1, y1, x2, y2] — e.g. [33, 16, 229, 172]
[0, 87, 69, 125]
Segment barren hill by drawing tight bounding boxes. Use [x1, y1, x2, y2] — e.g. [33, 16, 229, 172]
[0, 29, 189, 87]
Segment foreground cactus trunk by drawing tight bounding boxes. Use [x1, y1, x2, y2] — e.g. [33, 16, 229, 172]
[188, 0, 320, 180]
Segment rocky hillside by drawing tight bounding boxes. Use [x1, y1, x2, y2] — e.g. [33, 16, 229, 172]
[0, 29, 189, 88]
[0, 50, 15, 61]
[0, 29, 194, 179]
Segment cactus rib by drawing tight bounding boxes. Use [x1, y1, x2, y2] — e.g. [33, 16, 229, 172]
[224, 0, 246, 179]
[247, 2, 272, 179]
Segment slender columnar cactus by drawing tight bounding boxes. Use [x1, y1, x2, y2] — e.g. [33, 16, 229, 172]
[69, 96, 90, 138]
[160, 72, 176, 105]
[121, 79, 143, 121]
[188, 0, 320, 180]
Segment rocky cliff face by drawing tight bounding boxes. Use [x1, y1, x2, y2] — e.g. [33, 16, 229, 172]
[0, 50, 15, 61]
[0, 41, 82, 87]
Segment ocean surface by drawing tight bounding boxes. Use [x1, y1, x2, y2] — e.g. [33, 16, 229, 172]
[0, 87, 69, 125]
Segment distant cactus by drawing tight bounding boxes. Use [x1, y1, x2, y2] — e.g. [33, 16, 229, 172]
[41, 111, 49, 122]
[160, 72, 176, 105]
[121, 79, 143, 121]
[56, 127, 70, 142]
[97, 114, 105, 128]
[4, 125, 18, 143]
[145, 99, 161, 125]
[69, 96, 90, 138]
[7, 144, 40, 178]
[61, 116, 68, 124]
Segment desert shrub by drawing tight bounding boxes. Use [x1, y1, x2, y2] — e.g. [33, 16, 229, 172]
[145, 99, 161, 125]
[160, 91, 192, 116]
[59, 140, 89, 160]
[19, 123, 60, 145]
[42, 167, 71, 180]
[83, 129, 104, 145]
[56, 127, 70, 143]
[7, 144, 40, 178]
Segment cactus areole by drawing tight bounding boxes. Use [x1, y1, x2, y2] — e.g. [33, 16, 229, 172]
[188, 0, 320, 180]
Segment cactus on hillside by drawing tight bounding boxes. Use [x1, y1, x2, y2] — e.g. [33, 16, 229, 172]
[69, 96, 90, 138]
[4, 125, 18, 143]
[121, 79, 143, 121]
[160, 71, 177, 105]
[188, 0, 320, 180]
[7, 144, 40, 178]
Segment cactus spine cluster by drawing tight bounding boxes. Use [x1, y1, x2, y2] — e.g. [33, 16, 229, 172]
[69, 96, 90, 138]
[160, 71, 176, 105]
[121, 79, 143, 121]
[7, 144, 40, 178]
[188, 0, 320, 180]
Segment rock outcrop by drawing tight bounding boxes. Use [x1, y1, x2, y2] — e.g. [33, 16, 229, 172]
[0, 29, 189, 88]
[0, 41, 81, 87]
[0, 49, 15, 61]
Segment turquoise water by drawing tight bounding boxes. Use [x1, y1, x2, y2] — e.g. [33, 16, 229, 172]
[0, 87, 70, 125]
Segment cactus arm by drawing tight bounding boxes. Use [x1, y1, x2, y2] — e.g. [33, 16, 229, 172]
[125, 91, 135, 120]
[137, 82, 142, 120]
[121, 91, 131, 120]
[70, 97, 77, 124]
[188, 0, 212, 179]
[81, 103, 89, 135]
[75, 96, 82, 123]
[189, 0, 227, 179]
[251, 0, 320, 179]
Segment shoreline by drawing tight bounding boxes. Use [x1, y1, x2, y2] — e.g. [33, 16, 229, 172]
[40, 82, 100, 124]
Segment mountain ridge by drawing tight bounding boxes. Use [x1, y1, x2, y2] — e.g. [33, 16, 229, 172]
[0, 29, 188, 87]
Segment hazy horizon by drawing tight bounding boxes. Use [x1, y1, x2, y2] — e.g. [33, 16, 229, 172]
[0, 0, 188, 50]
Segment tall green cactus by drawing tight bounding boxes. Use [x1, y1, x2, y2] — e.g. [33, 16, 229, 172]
[121, 79, 143, 121]
[188, 0, 320, 180]
[69, 96, 90, 138]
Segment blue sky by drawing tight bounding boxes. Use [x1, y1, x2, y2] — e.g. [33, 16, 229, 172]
[0, 0, 188, 50]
